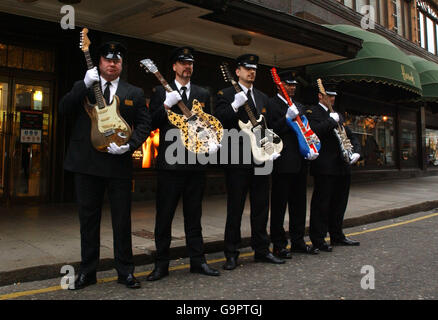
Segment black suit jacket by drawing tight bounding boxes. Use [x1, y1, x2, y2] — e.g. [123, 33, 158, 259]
[306, 104, 361, 176]
[59, 79, 152, 179]
[149, 81, 211, 170]
[214, 85, 270, 169]
[265, 95, 306, 174]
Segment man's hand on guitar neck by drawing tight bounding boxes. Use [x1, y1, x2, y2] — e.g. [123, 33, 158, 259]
[285, 104, 299, 120]
[329, 112, 340, 122]
[164, 91, 182, 110]
[231, 91, 248, 112]
[84, 67, 99, 88]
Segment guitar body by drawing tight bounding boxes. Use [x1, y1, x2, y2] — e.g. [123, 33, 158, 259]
[84, 95, 132, 152]
[167, 99, 224, 154]
[238, 114, 283, 163]
[286, 114, 321, 158]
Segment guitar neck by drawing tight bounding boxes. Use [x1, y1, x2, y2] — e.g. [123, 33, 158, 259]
[276, 81, 294, 107]
[83, 50, 105, 108]
[231, 80, 258, 126]
[152, 71, 192, 118]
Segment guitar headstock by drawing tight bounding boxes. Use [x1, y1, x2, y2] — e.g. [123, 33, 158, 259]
[220, 63, 234, 84]
[80, 28, 91, 52]
[140, 59, 158, 74]
[270, 67, 281, 85]
[317, 78, 327, 95]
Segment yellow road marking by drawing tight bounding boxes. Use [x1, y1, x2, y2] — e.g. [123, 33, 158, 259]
[1, 211, 438, 300]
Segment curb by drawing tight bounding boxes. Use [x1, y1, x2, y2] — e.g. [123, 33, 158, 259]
[1, 200, 438, 287]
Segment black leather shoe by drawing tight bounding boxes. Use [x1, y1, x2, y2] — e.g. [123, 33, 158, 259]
[291, 243, 318, 255]
[273, 247, 292, 259]
[118, 273, 141, 289]
[223, 256, 238, 271]
[309, 246, 320, 254]
[254, 252, 285, 264]
[190, 263, 220, 276]
[146, 266, 169, 281]
[69, 273, 97, 290]
[317, 243, 333, 252]
[331, 237, 360, 246]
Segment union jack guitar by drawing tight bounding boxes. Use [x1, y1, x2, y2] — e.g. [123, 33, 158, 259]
[270, 67, 321, 158]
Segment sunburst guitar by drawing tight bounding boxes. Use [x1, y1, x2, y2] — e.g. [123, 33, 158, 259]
[140, 58, 223, 154]
[80, 28, 132, 152]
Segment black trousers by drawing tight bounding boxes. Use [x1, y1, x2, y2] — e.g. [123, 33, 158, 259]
[309, 174, 351, 246]
[74, 173, 134, 277]
[270, 167, 308, 249]
[154, 170, 206, 267]
[224, 168, 270, 257]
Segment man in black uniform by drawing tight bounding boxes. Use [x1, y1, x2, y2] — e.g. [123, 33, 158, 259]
[59, 41, 151, 289]
[266, 70, 318, 259]
[306, 81, 361, 253]
[146, 47, 220, 281]
[215, 54, 284, 270]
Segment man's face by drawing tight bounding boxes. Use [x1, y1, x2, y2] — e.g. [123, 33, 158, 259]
[283, 82, 297, 98]
[99, 57, 122, 81]
[318, 93, 336, 108]
[173, 60, 193, 80]
[236, 66, 256, 84]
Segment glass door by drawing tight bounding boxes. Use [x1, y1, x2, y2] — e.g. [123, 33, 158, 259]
[0, 76, 52, 203]
[0, 78, 9, 199]
[9, 81, 51, 200]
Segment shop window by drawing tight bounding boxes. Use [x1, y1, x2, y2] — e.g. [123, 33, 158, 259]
[426, 16, 435, 54]
[0, 43, 7, 66]
[0, 43, 54, 72]
[425, 128, 438, 166]
[345, 113, 396, 169]
[417, 0, 438, 55]
[399, 111, 418, 168]
[132, 129, 160, 169]
[392, 0, 404, 36]
[344, 0, 354, 9]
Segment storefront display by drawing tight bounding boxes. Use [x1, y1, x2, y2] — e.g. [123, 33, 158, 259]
[345, 113, 395, 169]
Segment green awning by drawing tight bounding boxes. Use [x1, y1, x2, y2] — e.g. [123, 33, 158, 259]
[306, 24, 422, 95]
[408, 55, 438, 101]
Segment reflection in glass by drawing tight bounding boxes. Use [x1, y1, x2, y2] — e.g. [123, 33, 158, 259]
[427, 16, 435, 54]
[400, 118, 418, 167]
[10, 84, 50, 197]
[425, 129, 438, 166]
[345, 113, 395, 168]
[0, 82, 8, 195]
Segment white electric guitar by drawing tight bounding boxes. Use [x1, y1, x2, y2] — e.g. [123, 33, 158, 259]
[220, 63, 283, 163]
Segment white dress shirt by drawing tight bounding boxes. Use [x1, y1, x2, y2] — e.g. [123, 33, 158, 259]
[100, 76, 119, 103]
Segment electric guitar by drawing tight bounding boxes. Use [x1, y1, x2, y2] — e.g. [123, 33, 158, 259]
[220, 62, 283, 163]
[79, 28, 132, 152]
[317, 78, 353, 163]
[270, 67, 321, 158]
[140, 58, 223, 154]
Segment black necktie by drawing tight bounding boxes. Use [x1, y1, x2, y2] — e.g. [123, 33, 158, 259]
[181, 86, 188, 105]
[246, 89, 258, 115]
[104, 82, 111, 104]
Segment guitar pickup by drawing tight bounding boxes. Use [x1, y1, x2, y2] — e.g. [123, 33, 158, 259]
[260, 137, 268, 146]
[104, 129, 115, 137]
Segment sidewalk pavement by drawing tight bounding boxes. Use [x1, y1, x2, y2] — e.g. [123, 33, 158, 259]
[1, 175, 438, 286]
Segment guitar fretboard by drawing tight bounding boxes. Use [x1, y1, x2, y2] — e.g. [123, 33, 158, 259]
[152, 71, 192, 119]
[84, 50, 105, 109]
[230, 80, 258, 127]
